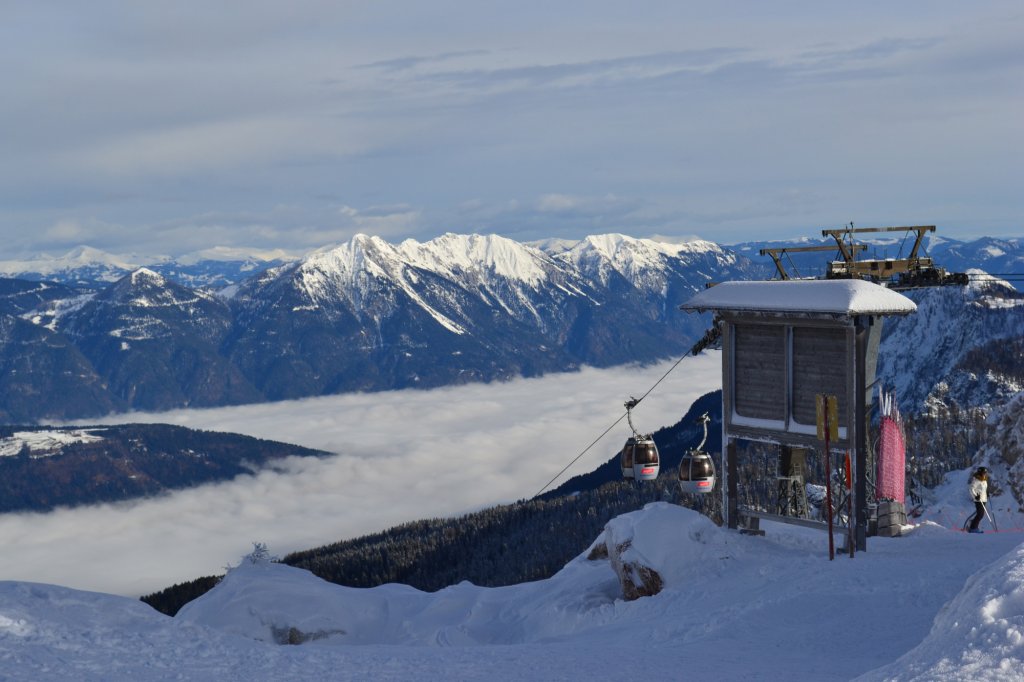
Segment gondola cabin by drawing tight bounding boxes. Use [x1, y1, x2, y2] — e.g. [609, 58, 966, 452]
[678, 450, 715, 494]
[621, 437, 660, 480]
[678, 412, 716, 494]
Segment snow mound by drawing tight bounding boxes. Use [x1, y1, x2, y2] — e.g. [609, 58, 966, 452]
[0, 580, 271, 681]
[176, 559, 362, 644]
[175, 539, 622, 647]
[857, 542, 1024, 681]
[602, 502, 742, 598]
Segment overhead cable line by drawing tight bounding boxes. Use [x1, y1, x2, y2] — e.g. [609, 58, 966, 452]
[532, 322, 719, 498]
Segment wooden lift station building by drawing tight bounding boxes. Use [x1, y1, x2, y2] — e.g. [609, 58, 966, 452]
[681, 279, 916, 550]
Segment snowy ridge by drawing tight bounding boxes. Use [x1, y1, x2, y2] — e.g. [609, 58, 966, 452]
[20, 293, 95, 331]
[174, 246, 299, 267]
[290, 233, 594, 332]
[878, 274, 1024, 411]
[107, 268, 221, 311]
[297, 234, 469, 334]
[0, 245, 293, 290]
[396, 233, 552, 287]
[554, 233, 735, 293]
[0, 246, 139, 282]
[0, 429, 104, 458]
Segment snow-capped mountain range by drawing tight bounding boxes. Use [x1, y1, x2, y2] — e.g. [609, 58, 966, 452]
[0, 245, 294, 289]
[0, 232, 1020, 421]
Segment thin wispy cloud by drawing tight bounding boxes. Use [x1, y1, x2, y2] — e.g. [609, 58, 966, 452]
[358, 49, 492, 73]
[3, 355, 721, 596]
[0, 3, 1019, 254]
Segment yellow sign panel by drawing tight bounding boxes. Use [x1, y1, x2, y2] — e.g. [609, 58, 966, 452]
[816, 394, 839, 441]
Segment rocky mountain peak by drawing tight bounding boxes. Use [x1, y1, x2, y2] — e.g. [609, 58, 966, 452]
[555, 233, 737, 292]
[396, 233, 555, 288]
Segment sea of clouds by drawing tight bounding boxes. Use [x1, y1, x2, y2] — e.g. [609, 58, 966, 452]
[1, 354, 719, 596]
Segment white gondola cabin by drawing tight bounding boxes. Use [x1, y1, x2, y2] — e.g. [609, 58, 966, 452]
[621, 437, 660, 480]
[678, 412, 716, 494]
[621, 398, 660, 481]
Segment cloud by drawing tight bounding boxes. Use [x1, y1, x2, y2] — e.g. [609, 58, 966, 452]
[336, 204, 423, 239]
[3, 354, 721, 597]
[44, 219, 87, 242]
[413, 48, 747, 93]
[1, 4, 1021, 257]
[357, 49, 492, 73]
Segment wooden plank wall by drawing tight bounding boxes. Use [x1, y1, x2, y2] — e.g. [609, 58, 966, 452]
[791, 326, 849, 426]
[733, 324, 786, 420]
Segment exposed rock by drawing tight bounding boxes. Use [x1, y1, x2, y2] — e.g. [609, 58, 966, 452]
[586, 543, 608, 561]
[978, 391, 1024, 510]
[598, 502, 738, 602]
[607, 538, 664, 601]
[270, 625, 346, 645]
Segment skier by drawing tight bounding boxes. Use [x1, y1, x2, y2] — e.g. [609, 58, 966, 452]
[967, 467, 989, 534]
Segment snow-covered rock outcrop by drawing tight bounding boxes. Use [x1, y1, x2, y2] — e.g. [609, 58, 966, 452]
[977, 391, 1024, 512]
[879, 275, 1024, 412]
[597, 502, 741, 601]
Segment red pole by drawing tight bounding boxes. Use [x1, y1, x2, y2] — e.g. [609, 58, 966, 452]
[846, 451, 854, 558]
[824, 412, 834, 561]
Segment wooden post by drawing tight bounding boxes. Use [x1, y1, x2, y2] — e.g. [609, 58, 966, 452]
[818, 393, 838, 560]
[854, 317, 870, 551]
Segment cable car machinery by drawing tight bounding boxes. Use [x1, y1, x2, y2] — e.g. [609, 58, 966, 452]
[761, 224, 969, 290]
[825, 224, 969, 289]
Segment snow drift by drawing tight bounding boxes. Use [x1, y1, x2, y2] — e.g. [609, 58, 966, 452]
[3, 503, 1024, 681]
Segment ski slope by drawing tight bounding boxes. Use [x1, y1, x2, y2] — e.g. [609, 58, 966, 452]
[1, 476, 1022, 682]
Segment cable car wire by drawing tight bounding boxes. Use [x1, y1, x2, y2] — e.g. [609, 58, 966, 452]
[532, 348, 693, 498]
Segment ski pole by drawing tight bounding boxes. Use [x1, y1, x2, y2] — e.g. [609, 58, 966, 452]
[982, 501, 998, 532]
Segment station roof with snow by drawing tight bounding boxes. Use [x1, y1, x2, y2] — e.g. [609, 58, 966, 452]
[680, 279, 917, 318]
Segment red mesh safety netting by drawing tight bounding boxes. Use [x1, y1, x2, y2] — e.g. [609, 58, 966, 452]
[877, 415, 905, 502]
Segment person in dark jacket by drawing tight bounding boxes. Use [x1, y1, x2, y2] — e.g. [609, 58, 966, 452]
[967, 467, 989, 533]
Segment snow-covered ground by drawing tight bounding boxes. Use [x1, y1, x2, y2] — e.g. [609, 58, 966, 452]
[1, 497, 1021, 681]
[0, 429, 104, 458]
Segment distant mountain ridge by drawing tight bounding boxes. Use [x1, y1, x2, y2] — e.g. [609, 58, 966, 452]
[1, 231, 1021, 421]
[0, 245, 295, 290]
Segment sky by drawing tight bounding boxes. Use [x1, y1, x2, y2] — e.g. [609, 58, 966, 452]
[1, 2, 1021, 259]
[0, 354, 720, 596]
